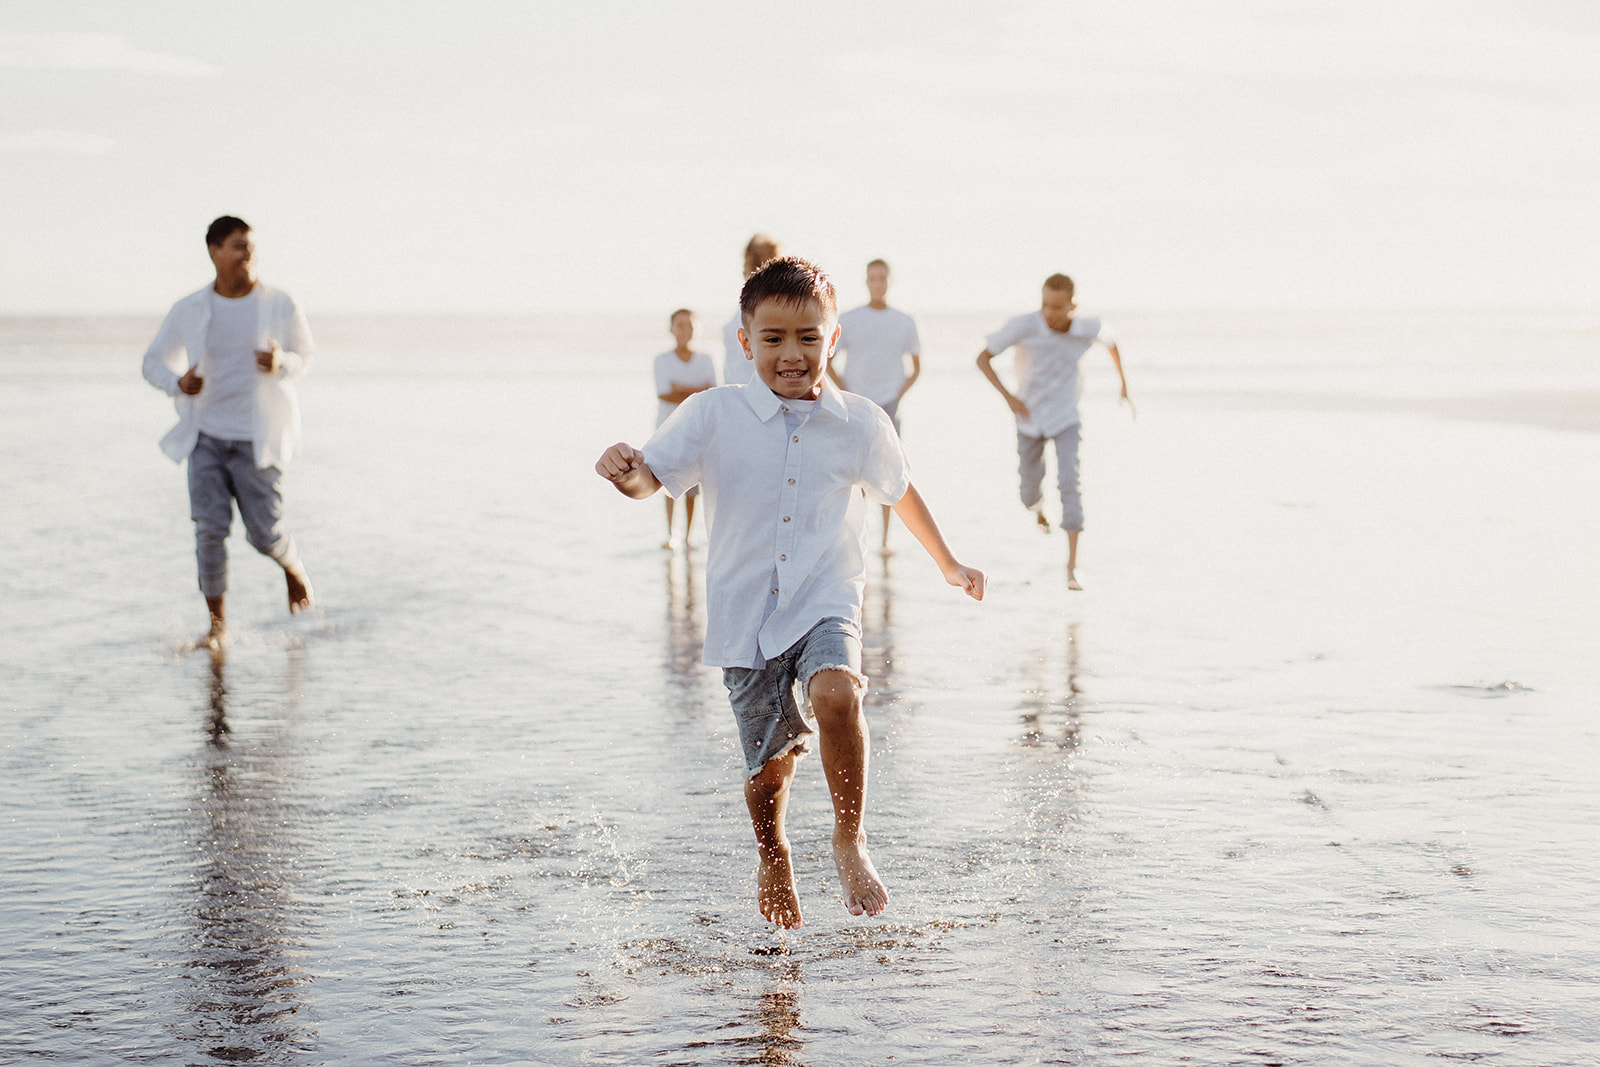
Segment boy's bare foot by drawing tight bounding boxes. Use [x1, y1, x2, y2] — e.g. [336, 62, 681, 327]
[1067, 570, 1083, 591]
[202, 618, 230, 650]
[833, 834, 888, 918]
[1033, 507, 1051, 533]
[285, 566, 314, 614]
[757, 841, 803, 929]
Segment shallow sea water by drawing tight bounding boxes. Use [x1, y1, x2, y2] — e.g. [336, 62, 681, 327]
[2, 311, 1598, 1064]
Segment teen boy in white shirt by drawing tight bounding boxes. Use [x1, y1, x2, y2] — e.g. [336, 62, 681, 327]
[977, 273, 1129, 590]
[597, 258, 985, 929]
[829, 258, 922, 551]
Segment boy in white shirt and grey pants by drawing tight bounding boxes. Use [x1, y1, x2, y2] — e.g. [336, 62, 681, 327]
[978, 273, 1130, 591]
[597, 257, 985, 930]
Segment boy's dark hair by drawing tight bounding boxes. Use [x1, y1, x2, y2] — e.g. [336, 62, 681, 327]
[669, 307, 694, 325]
[866, 258, 890, 273]
[1043, 273, 1075, 300]
[739, 257, 838, 327]
[743, 234, 781, 277]
[206, 216, 250, 247]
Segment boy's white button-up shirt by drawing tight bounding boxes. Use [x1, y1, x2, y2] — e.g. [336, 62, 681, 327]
[643, 377, 910, 669]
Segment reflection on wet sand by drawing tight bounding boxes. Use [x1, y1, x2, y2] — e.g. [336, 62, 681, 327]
[861, 555, 898, 709]
[663, 551, 707, 716]
[1019, 621, 1083, 750]
[746, 965, 805, 1066]
[178, 646, 315, 1062]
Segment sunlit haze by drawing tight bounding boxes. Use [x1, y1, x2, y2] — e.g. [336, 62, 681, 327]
[3, 1, 1597, 314]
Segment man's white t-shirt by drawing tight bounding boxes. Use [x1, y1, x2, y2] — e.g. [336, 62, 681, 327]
[835, 305, 920, 407]
[985, 312, 1115, 439]
[721, 314, 753, 386]
[642, 378, 910, 668]
[196, 289, 262, 442]
[652, 348, 717, 427]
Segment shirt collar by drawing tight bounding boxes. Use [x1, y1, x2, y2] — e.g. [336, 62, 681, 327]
[741, 375, 850, 423]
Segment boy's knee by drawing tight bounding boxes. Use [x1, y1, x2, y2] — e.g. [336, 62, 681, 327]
[807, 670, 861, 724]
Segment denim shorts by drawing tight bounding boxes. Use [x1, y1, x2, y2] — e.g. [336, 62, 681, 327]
[722, 617, 863, 778]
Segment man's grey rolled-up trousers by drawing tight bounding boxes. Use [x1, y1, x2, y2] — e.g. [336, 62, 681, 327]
[187, 432, 301, 598]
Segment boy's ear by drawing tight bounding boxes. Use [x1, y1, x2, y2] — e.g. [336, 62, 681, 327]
[738, 328, 753, 360]
[827, 324, 841, 356]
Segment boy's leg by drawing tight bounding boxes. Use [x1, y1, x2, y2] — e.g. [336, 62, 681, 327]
[187, 434, 234, 640]
[807, 669, 888, 918]
[1052, 427, 1084, 589]
[1017, 431, 1050, 531]
[744, 749, 801, 928]
[663, 495, 677, 549]
[797, 619, 886, 918]
[683, 486, 698, 547]
[725, 657, 816, 929]
[231, 443, 313, 613]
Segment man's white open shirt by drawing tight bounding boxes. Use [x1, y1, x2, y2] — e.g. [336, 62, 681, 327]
[643, 376, 910, 668]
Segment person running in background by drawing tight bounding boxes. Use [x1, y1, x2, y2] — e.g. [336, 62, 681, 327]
[829, 259, 921, 551]
[653, 308, 717, 549]
[141, 215, 315, 644]
[721, 234, 782, 386]
[976, 273, 1129, 590]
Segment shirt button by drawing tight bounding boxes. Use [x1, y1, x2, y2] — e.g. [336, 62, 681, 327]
[792, 435, 799, 442]
[771, 588, 779, 595]
[787, 478, 795, 485]
[782, 516, 791, 523]
[779, 554, 787, 562]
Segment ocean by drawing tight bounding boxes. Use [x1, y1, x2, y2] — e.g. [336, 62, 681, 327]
[2, 308, 1597, 1064]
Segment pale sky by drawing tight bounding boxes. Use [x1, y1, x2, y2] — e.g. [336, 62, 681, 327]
[3, 1, 1596, 315]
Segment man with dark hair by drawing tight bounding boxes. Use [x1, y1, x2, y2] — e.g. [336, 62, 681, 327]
[141, 216, 315, 644]
[598, 257, 985, 929]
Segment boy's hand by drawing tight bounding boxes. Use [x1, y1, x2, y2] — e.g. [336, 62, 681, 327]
[946, 564, 986, 601]
[1006, 395, 1030, 419]
[178, 365, 204, 395]
[596, 442, 645, 482]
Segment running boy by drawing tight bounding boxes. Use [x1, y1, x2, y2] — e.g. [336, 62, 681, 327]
[977, 273, 1129, 590]
[652, 308, 716, 549]
[597, 258, 985, 929]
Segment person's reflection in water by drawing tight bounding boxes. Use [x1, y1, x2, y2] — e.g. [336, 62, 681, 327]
[860, 554, 898, 710]
[180, 645, 315, 1061]
[1019, 620, 1083, 749]
[747, 963, 806, 1066]
[664, 551, 707, 718]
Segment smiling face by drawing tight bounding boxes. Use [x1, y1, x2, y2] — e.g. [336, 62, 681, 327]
[207, 228, 256, 292]
[740, 297, 839, 401]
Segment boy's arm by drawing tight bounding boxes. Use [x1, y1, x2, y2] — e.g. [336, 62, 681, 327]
[595, 443, 663, 499]
[1107, 342, 1129, 400]
[891, 483, 985, 600]
[976, 348, 1029, 419]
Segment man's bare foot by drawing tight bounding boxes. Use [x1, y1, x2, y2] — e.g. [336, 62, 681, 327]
[1067, 570, 1083, 591]
[285, 566, 314, 614]
[202, 617, 230, 651]
[757, 842, 803, 929]
[833, 835, 888, 918]
[1033, 507, 1051, 533]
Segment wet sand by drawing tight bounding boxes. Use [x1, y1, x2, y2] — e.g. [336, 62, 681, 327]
[2, 313, 1597, 1064]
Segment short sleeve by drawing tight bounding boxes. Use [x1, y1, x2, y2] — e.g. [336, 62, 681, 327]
[984, 313, 1033, 355]
[858, 404, 911, 507]
[641, 389, 707, 499]
[1091, 318, 1116, 347]
[904, 314, 921, 356]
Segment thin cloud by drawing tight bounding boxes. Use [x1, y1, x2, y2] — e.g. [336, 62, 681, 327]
[0, 32, 220, 78]
[0, 130, 116, 154]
